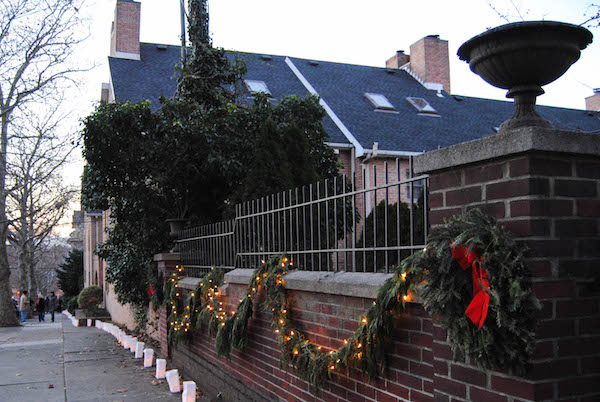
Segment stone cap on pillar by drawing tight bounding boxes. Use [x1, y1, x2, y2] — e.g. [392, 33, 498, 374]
[414, 127, 600, 175]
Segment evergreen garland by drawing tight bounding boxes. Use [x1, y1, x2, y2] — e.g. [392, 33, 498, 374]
[164, 209, 540, 389]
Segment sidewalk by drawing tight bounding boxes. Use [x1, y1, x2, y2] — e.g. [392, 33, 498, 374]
[0, 313, 181, 401]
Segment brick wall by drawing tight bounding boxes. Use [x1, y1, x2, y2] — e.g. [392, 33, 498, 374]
[423, 147, 600, 401]
[170, 276, 434, 402]
[155, 253, 181, 358]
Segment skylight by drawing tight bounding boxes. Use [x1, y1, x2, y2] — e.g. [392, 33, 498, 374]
[406, 97, 437, 114]
[245, 80, 271, 96]
[365, 93, 396, 111]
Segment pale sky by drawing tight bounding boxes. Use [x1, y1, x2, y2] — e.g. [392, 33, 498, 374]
[60, 0, 599, 230]
[82, 0, 599, 111]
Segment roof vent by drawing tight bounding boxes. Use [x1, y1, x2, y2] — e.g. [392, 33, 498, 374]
[453, 95, 464, 102]
[308, 60, 319, 66]
[244, 80, 271, 96]
[261, 55, 272, 60]
[365, 93, 396, 111]
[156, 44, 167, 50]
[385, 68, 396, 74]
[406, 97, 437, 114]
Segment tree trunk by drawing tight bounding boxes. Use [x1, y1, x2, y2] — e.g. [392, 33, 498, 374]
[0, 114, 18, 326]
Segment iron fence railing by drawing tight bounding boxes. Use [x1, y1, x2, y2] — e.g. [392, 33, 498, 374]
[175, 157, 428, 277]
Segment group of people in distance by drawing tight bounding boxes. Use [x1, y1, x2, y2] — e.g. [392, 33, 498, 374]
[17, 291, 61, 323]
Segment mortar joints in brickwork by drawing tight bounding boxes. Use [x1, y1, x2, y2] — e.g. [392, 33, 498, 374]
[550, 260, 559, 278]
[502, 161, 510, 179]
[549, 176, 556, 198]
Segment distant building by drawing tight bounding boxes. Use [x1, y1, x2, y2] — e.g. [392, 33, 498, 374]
[68, 210, 84, 251]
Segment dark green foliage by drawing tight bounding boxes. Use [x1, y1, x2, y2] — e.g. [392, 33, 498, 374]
[66, 297, 78, 315]
[77, 286, 103, 311]
[241, 116, 293, 201]
[56, 249, 83, 297]
[356, 198, 426, 272]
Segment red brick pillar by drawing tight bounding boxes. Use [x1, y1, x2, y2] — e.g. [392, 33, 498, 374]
[415, 127, 600, 401]
[154, 252, 181, 358]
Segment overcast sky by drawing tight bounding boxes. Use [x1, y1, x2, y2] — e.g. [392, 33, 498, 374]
[81, 0, 599, 112]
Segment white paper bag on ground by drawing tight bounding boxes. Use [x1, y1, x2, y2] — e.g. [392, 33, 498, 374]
[155, 359, 167, 379]
[129, 337, 138, 352]
[135, 342, 144, 358]
[143, 348, 154, 367]
[182, 381, 196, 402]
[166, 369, 181, 393]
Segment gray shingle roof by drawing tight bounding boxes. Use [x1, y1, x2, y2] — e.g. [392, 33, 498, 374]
[109, 42, 600, 154]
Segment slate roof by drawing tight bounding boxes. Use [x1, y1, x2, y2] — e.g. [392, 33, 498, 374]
[109, 42, 600, 154]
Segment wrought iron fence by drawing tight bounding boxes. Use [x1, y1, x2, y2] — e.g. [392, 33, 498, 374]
[175, 157, 428, 277]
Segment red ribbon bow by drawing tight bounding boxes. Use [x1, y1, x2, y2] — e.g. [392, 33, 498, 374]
[147, 285, 154, 296]
[451, 243, 489, 329]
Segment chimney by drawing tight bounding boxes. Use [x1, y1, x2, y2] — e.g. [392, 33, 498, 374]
[110, 0, 141, 60]
[385, 50, 410, 69]
[100, 83, 111, 103]
[585, 88, 600, 111]
[408, 35, 451, 94]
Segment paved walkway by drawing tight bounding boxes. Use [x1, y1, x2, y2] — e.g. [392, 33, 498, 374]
[0, 313, 181, 402]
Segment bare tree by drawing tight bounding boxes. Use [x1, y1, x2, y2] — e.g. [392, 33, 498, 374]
[32, 240, 69, 296]
[7, 102, 78, 297]
[486, 0, 600, 28]
[0, 0, 87, 326]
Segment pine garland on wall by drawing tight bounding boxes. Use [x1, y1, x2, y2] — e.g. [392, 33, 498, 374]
[164, 209, 540, 390]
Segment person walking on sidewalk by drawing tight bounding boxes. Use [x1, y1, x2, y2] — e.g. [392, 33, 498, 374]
[35, 295, 46, 322]
[47, 292, 58, 322]
[19, 291, 29, 323]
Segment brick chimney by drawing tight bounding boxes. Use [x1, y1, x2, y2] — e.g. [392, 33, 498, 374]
[409, 35, 451, 94]
[385, 35, 451, 93]
[585, 88, 600, 111]
[385, 50, 410, 69]
[110, 0, 141, 60]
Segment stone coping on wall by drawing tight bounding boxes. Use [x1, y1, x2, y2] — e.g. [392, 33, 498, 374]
[178, 276, 203, 290]
[153, 252, 181, 262]
[176, 269, 424, 303]
[414, 126, 600, 174]
[224, 269, 394, 299]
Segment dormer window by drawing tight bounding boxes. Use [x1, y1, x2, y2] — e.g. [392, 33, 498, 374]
[365, 93, 396, 111]
[406, 97, 437, 114]
[245, 80, 271, 96]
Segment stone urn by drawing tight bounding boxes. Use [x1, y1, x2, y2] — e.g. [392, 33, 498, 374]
[166, 218, 186, 238]
[458, 21, 593, 133]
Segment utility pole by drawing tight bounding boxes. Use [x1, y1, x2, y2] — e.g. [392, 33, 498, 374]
[180, 0, 187, 63]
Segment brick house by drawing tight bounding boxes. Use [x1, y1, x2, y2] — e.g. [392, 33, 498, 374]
[85, 0, 600, 327]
